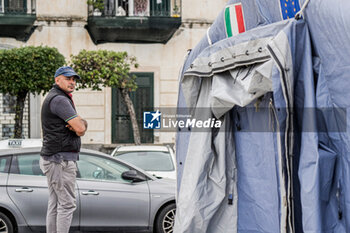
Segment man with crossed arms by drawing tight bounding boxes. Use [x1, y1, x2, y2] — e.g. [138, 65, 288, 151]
[40, 66, 87, 233]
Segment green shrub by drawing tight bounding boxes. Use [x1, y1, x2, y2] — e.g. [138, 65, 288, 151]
[71, 49, 141, 144]
[0, 46, 65, 138]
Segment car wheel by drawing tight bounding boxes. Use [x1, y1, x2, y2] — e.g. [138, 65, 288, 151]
[0, 212, 13, 233]
[155, 203, 176, 233]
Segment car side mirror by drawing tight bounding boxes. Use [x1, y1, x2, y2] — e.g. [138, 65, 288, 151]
[122, 170, 146, 182]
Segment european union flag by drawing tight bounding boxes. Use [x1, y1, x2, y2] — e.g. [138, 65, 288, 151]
[279, 0, 301, 19]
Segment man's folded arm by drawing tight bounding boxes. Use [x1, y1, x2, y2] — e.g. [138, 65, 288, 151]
[67, 116, 88, 136]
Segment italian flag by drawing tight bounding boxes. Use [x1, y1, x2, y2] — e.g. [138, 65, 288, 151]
[225, 3, 246, 37]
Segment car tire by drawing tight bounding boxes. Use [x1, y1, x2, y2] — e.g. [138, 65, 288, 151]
[0, 212, 13, 233]
[155, 203, 176, 233]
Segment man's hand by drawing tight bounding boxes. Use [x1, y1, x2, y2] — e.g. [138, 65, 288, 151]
[66, 124, 74, 131]
[81, 118, 88, 130]
[67, 116, 87, 136]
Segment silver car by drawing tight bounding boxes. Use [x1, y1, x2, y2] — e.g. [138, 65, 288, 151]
[0, 147, 176, 233]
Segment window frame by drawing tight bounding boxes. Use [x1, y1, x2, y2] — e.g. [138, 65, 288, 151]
[112, 72, 154, 144]
[115, 150, 175, 172]
[0, 155, 12, 174]
[9, 152, 44, 177]
[76, 152, 150, 183]
[5, 150, 152, 181]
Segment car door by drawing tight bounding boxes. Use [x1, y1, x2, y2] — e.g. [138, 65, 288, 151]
[6, 152, 80, 232]
[0, 155, 11, 201]
[76, 153, 150, 232]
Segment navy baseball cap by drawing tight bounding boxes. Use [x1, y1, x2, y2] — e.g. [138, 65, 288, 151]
[54, 66, 81, 79]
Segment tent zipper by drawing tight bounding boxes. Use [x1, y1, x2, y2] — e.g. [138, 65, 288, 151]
[267, 44, 294, 233]
[269, 98, 288, 233]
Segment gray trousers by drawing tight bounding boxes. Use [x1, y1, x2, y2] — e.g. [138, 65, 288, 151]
[40, 157, 77, 233]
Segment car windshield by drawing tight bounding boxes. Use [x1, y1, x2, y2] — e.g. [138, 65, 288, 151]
[115, 151, 174, 172]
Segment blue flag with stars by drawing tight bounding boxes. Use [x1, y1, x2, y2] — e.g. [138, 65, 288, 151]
[280, 0, 301, 19]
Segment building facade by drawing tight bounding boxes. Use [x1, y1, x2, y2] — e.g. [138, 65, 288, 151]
[0, 0, 226, 147]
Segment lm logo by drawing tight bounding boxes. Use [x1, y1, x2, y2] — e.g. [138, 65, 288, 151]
[143, 110, 161, 129]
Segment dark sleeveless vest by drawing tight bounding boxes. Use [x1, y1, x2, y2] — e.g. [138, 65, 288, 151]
[41, 85, 81, 156]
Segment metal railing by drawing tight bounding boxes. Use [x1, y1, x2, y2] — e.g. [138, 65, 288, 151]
[0, 0, 36, 14]
[88, 0, 181, 18]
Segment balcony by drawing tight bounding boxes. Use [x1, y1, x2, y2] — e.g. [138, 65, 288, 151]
[86, 0, 182, 44]
[0, 0, 36, 41]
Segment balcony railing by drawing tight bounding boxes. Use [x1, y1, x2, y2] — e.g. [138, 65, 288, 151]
[86, 0, 182, 44]
[0, 0, 36, 41]
[0, 0, 36, 14]
[88, 0, 181, 18]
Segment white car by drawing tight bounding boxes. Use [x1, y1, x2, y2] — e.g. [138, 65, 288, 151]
[111, 145, 176, 180]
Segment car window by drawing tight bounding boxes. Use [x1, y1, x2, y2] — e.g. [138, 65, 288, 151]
[10, 154, 44, 176]
[77, 153, 131, 183]
[115, 151, 174, 171]
[0, 156, 11, 173]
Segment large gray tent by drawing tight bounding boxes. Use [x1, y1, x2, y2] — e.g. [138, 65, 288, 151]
[175, 0, 350, 232]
